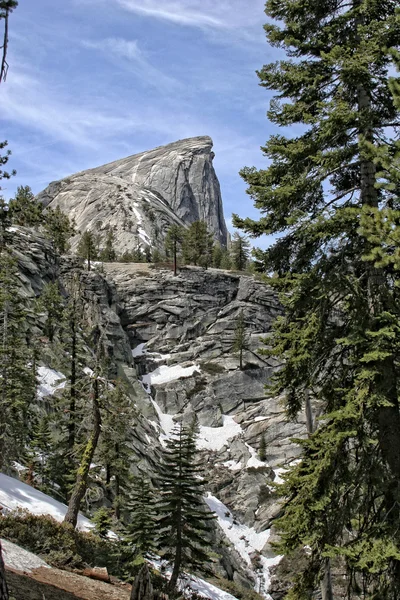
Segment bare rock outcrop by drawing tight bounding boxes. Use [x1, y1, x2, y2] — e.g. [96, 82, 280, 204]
[37, 136, 228, 254]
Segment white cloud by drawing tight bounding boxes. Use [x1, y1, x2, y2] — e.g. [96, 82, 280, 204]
[113, 0, 266, 31]
[82, 37, 181, 90]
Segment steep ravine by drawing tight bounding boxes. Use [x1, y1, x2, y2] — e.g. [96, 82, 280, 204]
[7, 228, 309, 599]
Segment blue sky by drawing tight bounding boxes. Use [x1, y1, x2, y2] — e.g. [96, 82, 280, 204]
[0, 0, 280, 245]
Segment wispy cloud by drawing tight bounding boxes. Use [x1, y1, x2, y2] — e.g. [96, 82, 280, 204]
[112, 0, 266, 31]
[82, 37, 181, 90]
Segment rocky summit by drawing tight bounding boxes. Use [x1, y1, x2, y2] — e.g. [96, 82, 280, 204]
[37, 136, 228, 254]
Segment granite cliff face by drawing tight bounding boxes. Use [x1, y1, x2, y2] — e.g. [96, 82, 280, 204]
[37, 136, 228, 254]
[8, 228, 308, 598]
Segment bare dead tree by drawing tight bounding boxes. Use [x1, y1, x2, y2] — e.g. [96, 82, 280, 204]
[0, 1, 18, 85]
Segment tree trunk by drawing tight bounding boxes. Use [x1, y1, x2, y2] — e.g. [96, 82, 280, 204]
[130, 563, 153, 600]
[68, 312, 77, 453]
[173, 240, 177, 276]
[64, 378, 101, 528]
[0, 541, 9, 600]
[320, 558, 333, 600]
[0, 9, 9, 85]
[304, 389, 314, 436]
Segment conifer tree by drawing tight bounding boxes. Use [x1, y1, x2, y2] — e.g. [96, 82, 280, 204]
[99, 229, 117, 262]
[77, 230, 99, 271]
[165, 224, 185, 276]
[96, 381, 136, 519]
[125, 475, 157, 561]
[230, 232, 250, 271]
[156, 423, 215, 590]
[182, 221, 213, 267]
[44, 206, 75, 254]
[37, 282, 64, 342]
[9, 185, 42, 227]
[0, 251, 36, 471]
[233, 309, 248, 371]
[234, 0, 400, 596]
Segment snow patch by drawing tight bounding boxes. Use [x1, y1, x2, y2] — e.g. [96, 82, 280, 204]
[150, 399, 176, 444]
[142, 364, 200, 387]
[37, 366, 66, 399]
[245, 443, 267, 469]
[197, 417, 242, 452]
[0, 473, 93, 531]
[205, 493, 282, 598]
[132, 343, 147, 357]
[222, 460, 242, 471]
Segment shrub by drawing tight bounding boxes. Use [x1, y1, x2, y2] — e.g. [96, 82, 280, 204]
[200, 362, 225, 375]
[0, 511, 121, 573]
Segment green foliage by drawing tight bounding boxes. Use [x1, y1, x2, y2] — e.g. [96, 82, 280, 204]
[207, 577, 264, 600]
[230, 232, 250, 271]
[155, 423, 215, 588]
[92, 507, 113, 539]
[0, 250, 36, 471]
[199, 362, 225, 375]
[233, 310, 248, 370]
[44, 206, 75, 254]
[234, 0, 400, 596]
[0, 140, 16, 188]
[125, 475, 158, 560]
[9, 186, 42, 227]
[37, 282, 65, 342]
[182, 221, 214, 267]
[258, 434, 266, 462]
[77, 230, 99, 270]
[0, 511, 120, 571]
[99, 229, 117, 262]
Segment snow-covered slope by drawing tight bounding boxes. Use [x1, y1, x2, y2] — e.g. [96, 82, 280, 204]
[0, 473, 93, 531]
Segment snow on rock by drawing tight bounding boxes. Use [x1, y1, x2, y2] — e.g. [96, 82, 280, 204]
[205, 493, 282, 598]
[197, 417, 242, 452]
[37, 366, 66, 399]
[142, 363, 200, 387]
[222, 460, 242, 471]
[1, 538, 50, 573]
[245, 444, 267, 469]
[151, 399, 176, 444]
[273, 468, 286, 485]
[182, 574, 238, 600]
[132, 343, 147, 357]
[0, 473, 93, 532]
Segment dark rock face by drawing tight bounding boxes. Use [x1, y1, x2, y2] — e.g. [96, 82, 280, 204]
[37, 137, 228, 254]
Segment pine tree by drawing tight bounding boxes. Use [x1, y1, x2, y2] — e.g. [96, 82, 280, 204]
[230, 232, 250, 271]
[96, 380, 136, 519]
[233, 309, 248, 371]
[219, 248, 232, 270]
[0, 197, 11, 248]
[77, 230, 99, 271]
[92, 507, 113, 538]
[37, 282, 64, 342]
[99, 229, 117, 262]
[234, 0, 400, 596]
[155, 423, 215, 590]
[182, 221, 213, 267]
[258, 433, 266, 462]
[44, 206, 75, 254]
[0, 250, 36, 471]
[8, 185, 42, 227]
[125, 475, 157, 560]
[165, 224, 185, 276]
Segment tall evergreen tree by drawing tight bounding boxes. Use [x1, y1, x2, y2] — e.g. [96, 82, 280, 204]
[182, 221, 213, 267]
[125, 475, 157, 561]
[99, 229, 117, 262]
[9, 185, 42, 227]
[233, 309, 248, 370]
[77, 230, 99, 271]
[0, 251, 36, 471]
[165, 224, 185, 276]
[37, 282, 64, 342]
[156, 423, 215, 590]
[234, 0, 400, 597]
[0, 0, 18, 84]
[44, 206, 75, 254]
[230, 232, 250, 271]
